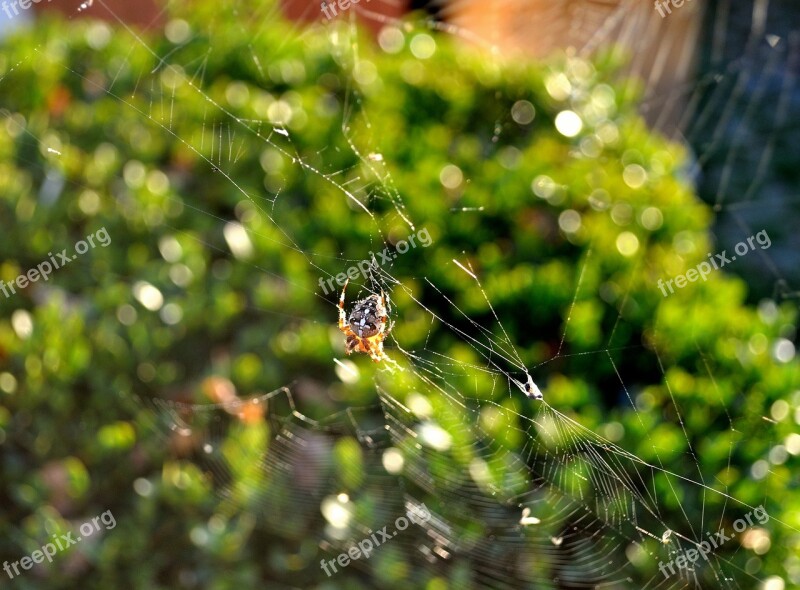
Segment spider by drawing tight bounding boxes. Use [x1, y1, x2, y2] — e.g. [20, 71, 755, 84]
[337, 279, 400, 369]
[519, 373, 544, 400]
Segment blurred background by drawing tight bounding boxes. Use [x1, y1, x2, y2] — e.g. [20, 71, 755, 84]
[0, 0, 798, 588]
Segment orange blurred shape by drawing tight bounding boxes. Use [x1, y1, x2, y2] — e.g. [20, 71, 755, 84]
[47, 86, 72, 118]
[202, 376, 265, 424]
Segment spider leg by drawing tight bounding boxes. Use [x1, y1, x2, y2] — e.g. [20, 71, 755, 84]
[377, 290, 391, 330]
[380, 289, 393, 316]
[338, 278, 349, 331]
[345, 335, 360, 355]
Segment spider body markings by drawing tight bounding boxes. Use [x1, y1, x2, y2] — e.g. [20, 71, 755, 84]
[337, 279, 400, 369]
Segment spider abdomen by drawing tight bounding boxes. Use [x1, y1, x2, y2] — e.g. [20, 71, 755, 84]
[348, 296, 383, 338]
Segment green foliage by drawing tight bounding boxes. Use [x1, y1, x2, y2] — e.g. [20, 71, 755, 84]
[0, 3, 797, 588]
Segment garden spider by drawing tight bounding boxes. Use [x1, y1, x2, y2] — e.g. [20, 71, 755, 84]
[337, 279, 400, 369]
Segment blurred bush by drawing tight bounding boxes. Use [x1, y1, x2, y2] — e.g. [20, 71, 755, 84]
[0, 1, 797, 588]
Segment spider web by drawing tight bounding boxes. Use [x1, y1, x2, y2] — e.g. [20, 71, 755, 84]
[2, 0, 798, 588]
